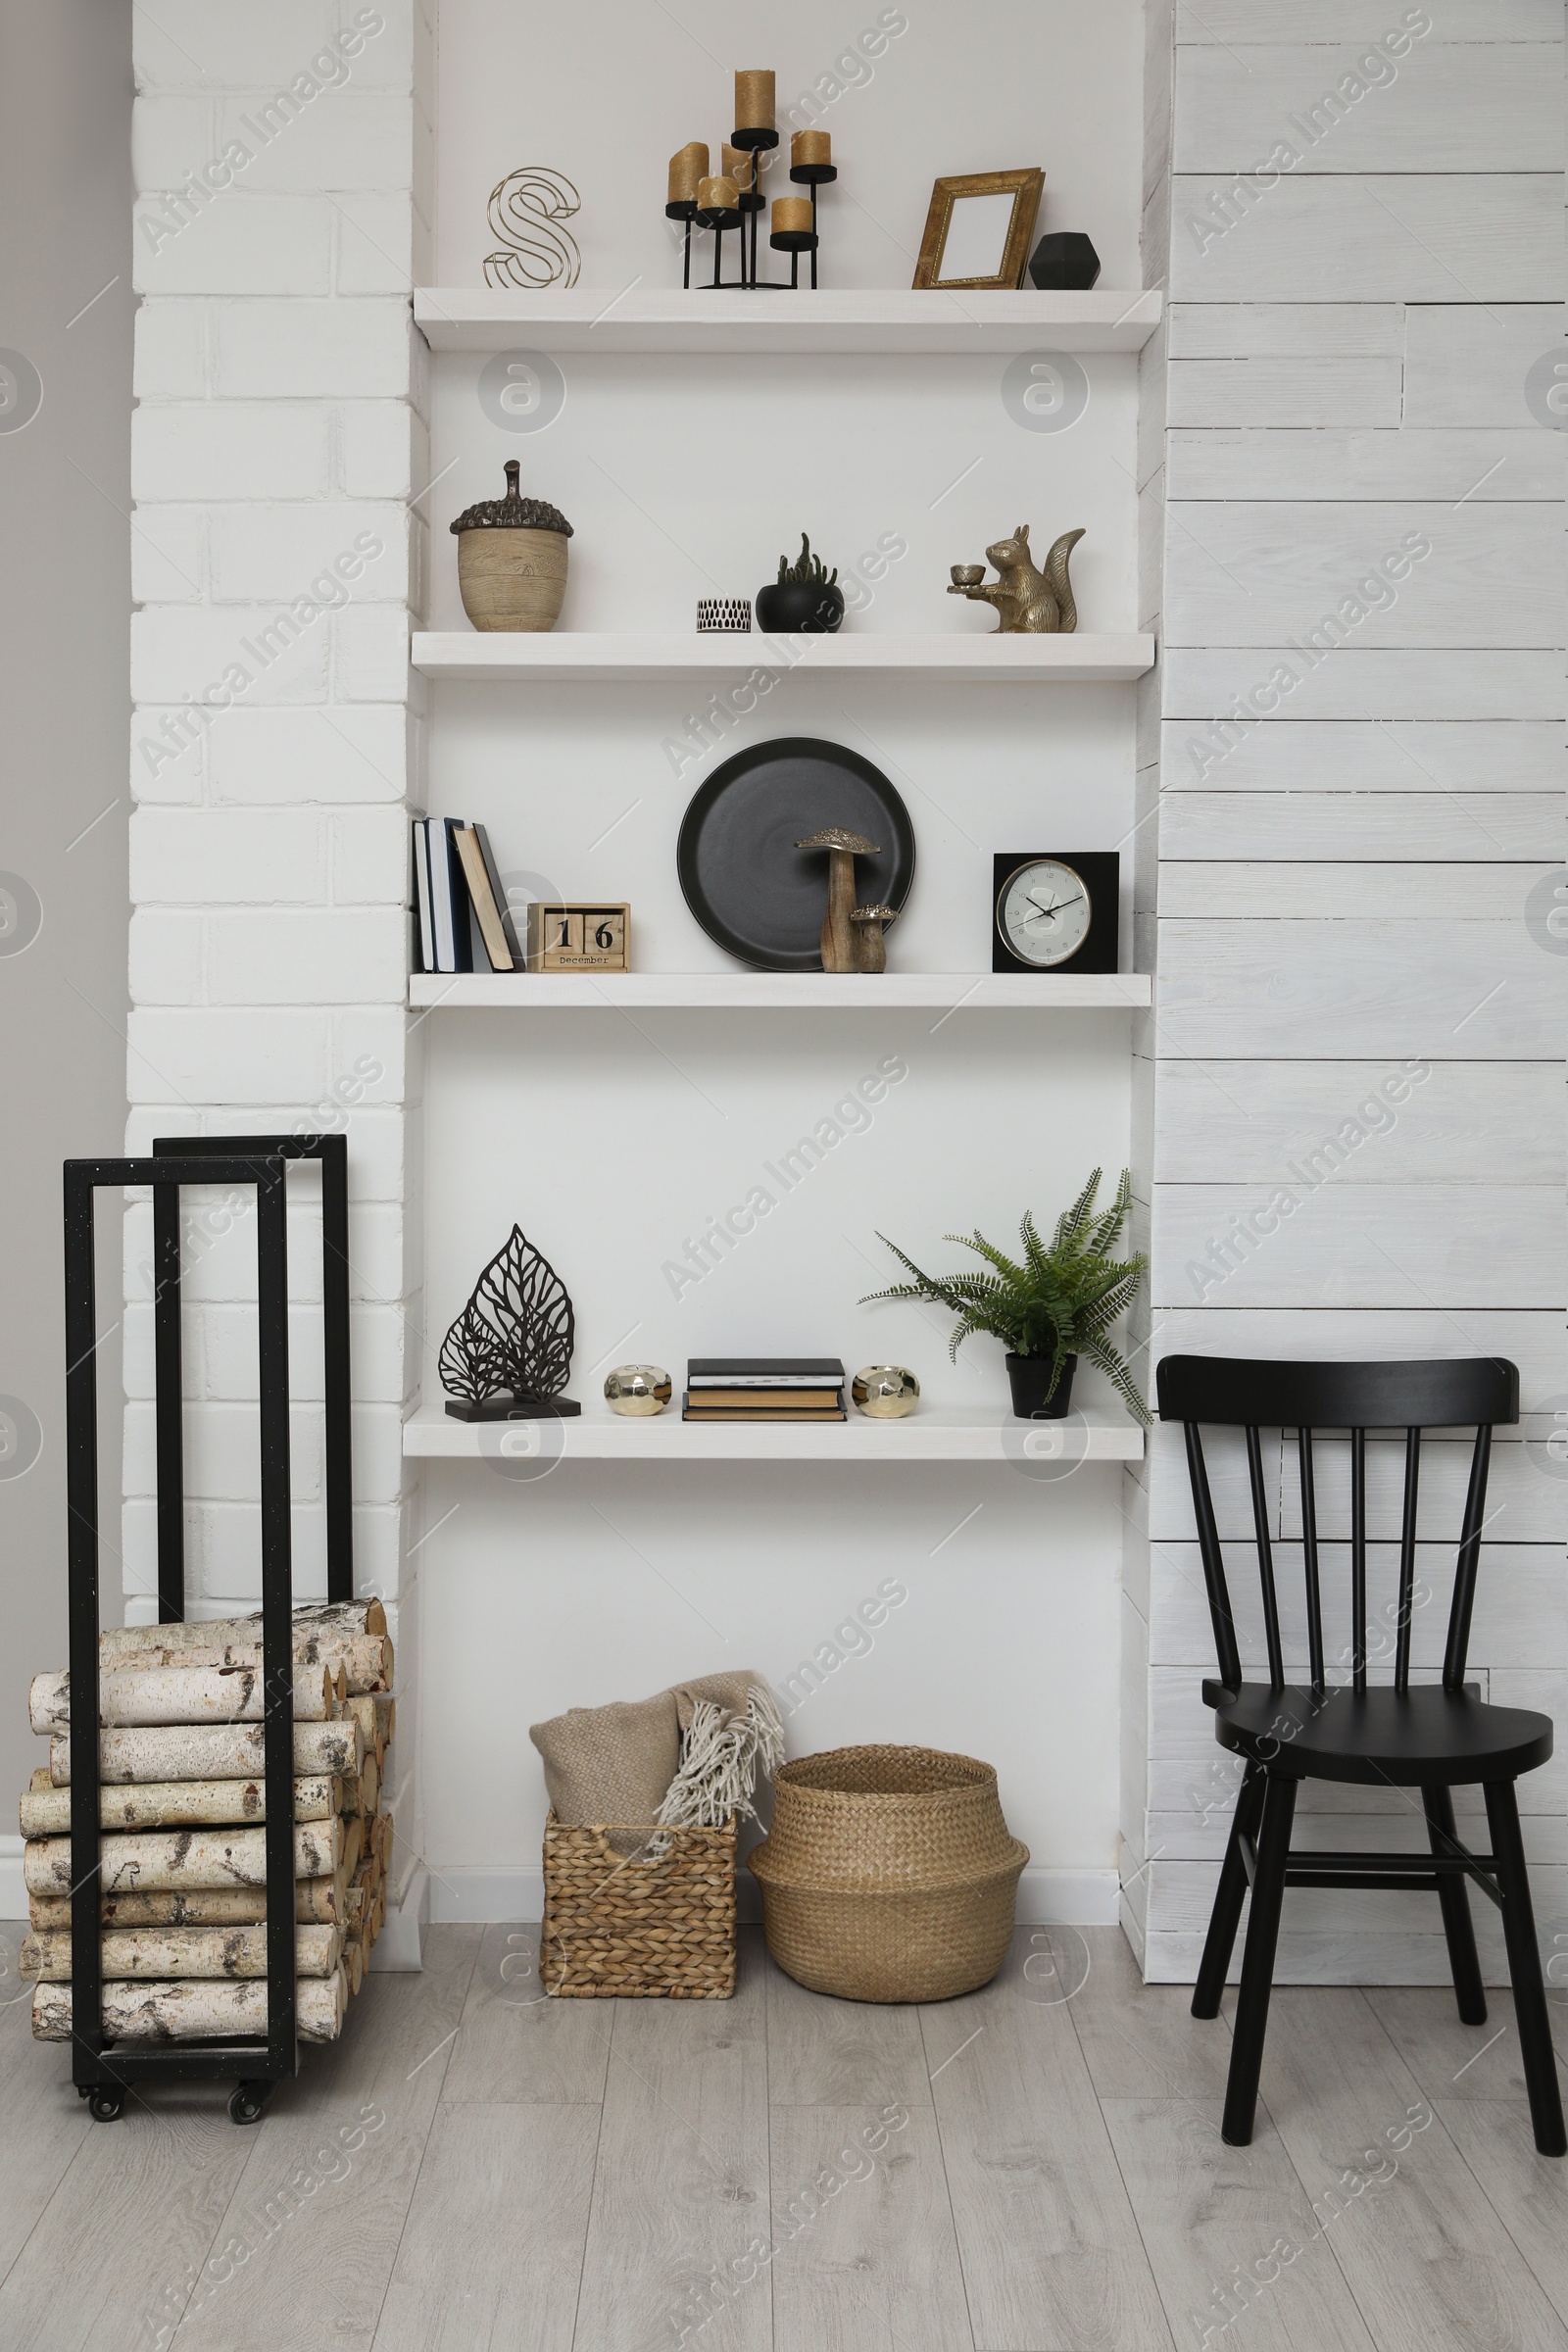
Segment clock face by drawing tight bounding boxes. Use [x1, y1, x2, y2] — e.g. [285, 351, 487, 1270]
[998, 858, 1093, 967]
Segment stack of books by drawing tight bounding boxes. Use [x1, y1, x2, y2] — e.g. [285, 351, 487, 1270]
[413, 818, 521, 974]
[682, 1358, 847, 1423]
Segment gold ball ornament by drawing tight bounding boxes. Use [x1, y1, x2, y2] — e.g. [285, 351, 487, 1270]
[852, 1365, 920, 1418]
[604, 1364, 672, 1416]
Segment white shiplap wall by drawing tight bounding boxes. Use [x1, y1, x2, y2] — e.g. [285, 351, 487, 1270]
[1129, 0, 1567, 1983]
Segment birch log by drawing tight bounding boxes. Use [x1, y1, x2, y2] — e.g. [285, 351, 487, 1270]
[27, 1874, 360, 1931]
[33, 1971, 347, 2043]
[29, 1663, 332, 1734]
[98, 1599, 386, 1657]
[340, 1754, 379, 1820]
[52, 1717, 363, 1787]
[373, 1692, 395, 1747]
[344, 1692, 383, 1763]
[24, 1818, 342, 1896]
[20, 1776, 337, 1837]
[22, 1923, 341, 1980]
[120, 1633, 391, 1693]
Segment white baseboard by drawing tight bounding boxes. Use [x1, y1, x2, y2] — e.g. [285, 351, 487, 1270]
[1019, 1869, 1120, 1925]
[426, 1862, 1120, 1929]
[0, 1836, 24, 1924]
[368, 1861, 428, 1973]
[428, 1867, 544, 1924]
[1118, 1891, 1148, 1966]
[1140, 1927, 1520, 1987]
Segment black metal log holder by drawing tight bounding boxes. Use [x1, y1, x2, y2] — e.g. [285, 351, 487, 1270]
[64, 1135, 356, 2126]
[664, 126, 837, 290]
[152, 1133, 355, 1619]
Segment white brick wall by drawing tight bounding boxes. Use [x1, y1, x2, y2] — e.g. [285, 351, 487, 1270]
[125, 1, 430, 1894]
[130, 809, 332, 902]
[211, 301, 417, 397]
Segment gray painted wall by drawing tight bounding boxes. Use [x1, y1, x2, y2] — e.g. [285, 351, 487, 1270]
[0, 5, 133, 1812]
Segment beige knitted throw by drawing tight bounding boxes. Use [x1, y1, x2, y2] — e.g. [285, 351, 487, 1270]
[530, 1671, 784, 1859]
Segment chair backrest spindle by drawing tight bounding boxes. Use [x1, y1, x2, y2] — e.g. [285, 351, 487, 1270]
[1395, 1427, 1420, 1695]
[1245, 1424, 1285, 1690]
[1349, 1426, 1368, 1693]
[1443, 1424, 1494, 1692]
[1184, 1421, 1242, 1696]
[1297, 1426, 1326, 1694]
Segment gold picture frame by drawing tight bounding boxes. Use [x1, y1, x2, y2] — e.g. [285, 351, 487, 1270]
[913, 169, 1044, 291]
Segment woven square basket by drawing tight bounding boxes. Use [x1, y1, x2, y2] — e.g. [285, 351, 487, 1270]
[540, 1810, 737, 1997]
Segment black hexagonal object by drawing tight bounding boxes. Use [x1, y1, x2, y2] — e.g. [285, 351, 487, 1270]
[1027, 232, 1101, 291]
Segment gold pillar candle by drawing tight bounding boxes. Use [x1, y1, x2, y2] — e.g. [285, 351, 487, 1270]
[698, 174, 740, 211]
[771, 195, 812, 236]
[791, 128, 830, 168]
[734, 68, 775, 129]
[721, 143, 757, 194]
[667, 142, 709, 205]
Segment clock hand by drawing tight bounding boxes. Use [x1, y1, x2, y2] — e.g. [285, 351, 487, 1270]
[1020, 893, 1083, 923]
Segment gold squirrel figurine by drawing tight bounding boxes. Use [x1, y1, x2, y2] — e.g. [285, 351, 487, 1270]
[948, 523, 1084, 633]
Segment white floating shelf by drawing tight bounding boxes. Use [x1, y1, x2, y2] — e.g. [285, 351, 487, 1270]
[404, 1401, 1144, 1465]
[414, 286, 1162, 356]
[412, 632, 1154, 683]
[408, 971, 1152, 1010]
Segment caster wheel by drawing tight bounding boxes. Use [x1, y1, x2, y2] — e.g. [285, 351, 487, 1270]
[87, 2087, 124, 2122]
[228, 2082, 270, 2126]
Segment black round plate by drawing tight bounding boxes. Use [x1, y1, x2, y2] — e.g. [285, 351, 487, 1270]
[677, 736, 915, 971]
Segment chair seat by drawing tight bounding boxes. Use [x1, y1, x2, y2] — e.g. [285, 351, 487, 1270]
[1202, 1679, 1553, 1786]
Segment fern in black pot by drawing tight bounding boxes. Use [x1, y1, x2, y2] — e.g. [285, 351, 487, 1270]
[861, 1167, 1150, 1423]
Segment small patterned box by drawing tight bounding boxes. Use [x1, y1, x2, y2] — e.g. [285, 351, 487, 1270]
[696, 597, 752, 633]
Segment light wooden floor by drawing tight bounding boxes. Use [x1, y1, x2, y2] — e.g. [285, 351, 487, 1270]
[3, 1922, 1566, 2351]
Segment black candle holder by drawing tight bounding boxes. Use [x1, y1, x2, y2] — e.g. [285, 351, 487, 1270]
[671, 125, 838, 291]
[665, 198, 698, 288]
[787, 159, 838, 291]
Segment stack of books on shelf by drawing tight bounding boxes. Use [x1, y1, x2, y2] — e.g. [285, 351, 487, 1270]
[682, 1358, 847, 1423]
[412, 817, 521, 974]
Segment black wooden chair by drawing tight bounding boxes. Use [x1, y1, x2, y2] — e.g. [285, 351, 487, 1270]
[1156, 1353, 1565, 2157]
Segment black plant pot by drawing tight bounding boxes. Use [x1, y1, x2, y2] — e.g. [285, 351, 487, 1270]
[1005, 1352, 1077, 1420]
[755, 578, 845, 634]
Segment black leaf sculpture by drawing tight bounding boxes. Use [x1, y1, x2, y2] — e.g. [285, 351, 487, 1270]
[440, 1225, 581, 1419]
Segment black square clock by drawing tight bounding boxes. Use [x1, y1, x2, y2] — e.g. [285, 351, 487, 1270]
[992, 852, 1120, 974]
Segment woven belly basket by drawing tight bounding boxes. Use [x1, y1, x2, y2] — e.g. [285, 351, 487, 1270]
[749, 1745, 1028, 2003]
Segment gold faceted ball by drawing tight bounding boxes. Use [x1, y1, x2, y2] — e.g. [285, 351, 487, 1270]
[604, 1364, 672, 1416]
[852, 1364, 920, 1418]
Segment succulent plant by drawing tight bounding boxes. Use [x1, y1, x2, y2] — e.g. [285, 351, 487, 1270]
[776, 533, 838, 589]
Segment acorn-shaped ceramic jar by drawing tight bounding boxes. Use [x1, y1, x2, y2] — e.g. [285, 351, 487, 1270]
[451, 461, 573, 632]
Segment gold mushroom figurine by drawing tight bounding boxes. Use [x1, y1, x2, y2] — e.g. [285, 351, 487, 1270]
[794, 825, 881, 973]
[850, 903, 898, 973]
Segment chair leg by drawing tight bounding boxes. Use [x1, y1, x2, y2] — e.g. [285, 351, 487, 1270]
[1193, 1762, 1265, 2020]
[1484, 1779, 1567, 2158]
[1423, 1784, 1486, 2027]
[1222, 1770, 1297, 2148]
